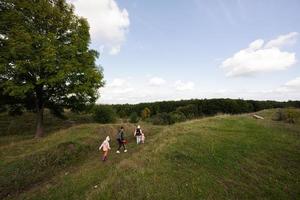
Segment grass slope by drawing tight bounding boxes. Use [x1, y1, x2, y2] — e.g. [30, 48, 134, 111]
[1, 109, 300, 199]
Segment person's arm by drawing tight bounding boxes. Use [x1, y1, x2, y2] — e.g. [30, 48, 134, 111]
[99, 142, 103, 150]
[121, 131, 124, 140]
[133, 129, 136, 136]
[107, 142, 111, 150]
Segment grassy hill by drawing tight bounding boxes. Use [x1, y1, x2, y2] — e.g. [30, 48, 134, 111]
[1, 109, 299, 199]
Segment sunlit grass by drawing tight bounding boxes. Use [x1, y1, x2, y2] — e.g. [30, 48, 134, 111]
[1, 109, 299, 199]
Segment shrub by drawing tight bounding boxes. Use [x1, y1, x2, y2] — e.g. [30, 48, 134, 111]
[93, 105, 117, 123]
[0, 105, 7, 113]
[176, 104, 198, 119]
[151, 113, 174, 125]
[170, 111, 187, 123]
[141, 107, 151, 120]
[273, 108, 297, 124]
[129, 112, 139, 123]
[8, 104, 24, 116]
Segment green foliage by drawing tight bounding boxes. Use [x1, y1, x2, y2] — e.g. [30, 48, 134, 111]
[141, 107, 151, 120]
[110, 99, 300, 123]
[7, 104, 24, 116]
[93, 105, 117, 124]
[176, 104, 198, 119]
[0, 0, 104, 136]
[0, 106, 6, 113]
[0, 110, 94, 136]
[151, 112, 174, 125]
[273, 108, 299, 123]
[129, 112, 139, 123]
[117, 109, 127, 118]
[169, 111, 187, 123]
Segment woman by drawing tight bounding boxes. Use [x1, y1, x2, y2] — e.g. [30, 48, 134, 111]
[116, 126, 127, 153]
[134, 125, 143, 144]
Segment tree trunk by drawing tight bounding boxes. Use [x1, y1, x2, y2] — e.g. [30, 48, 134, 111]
[35, 104, 44, 138]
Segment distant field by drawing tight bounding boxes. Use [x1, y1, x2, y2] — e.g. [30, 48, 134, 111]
[0, 109, 299, 199]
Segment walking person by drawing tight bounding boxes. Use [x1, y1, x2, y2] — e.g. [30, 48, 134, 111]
[99, 136, 111, 162]
[134, 125, 143, 144]
[116, 126, 127, 153]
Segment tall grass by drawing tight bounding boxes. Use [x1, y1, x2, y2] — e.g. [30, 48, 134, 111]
[1, 109, 299, 199]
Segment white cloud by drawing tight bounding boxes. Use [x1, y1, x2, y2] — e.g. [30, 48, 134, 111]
[102, 78, 134, 94]
[249, 39, 264, 50]
[148, 77, 166, 86]
[97, 76, 300, 104]
[174, 80, 195, 91]
[109, 46, 121, 55]
[284, 77, 300, 89]
[265, 32, 299, 48]
[108, 78, 127, 87]
[98, 78, 134, 103]
[221, 32, 298, 77]
[110, 87, 134, 94]
[276, 77, 300, 92]
[97, 77, 198, 104]
[98, 74, 300, 104]
[69, 0, 130, 55]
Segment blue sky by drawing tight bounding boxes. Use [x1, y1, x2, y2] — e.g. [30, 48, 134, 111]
[69, 0, 300, 104]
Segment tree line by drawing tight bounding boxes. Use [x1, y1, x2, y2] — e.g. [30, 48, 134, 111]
[107, 99, 300, 124]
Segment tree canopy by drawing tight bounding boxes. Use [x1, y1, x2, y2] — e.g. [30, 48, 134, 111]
[112, 98, 300, 119]
[0, 0, 104, 137]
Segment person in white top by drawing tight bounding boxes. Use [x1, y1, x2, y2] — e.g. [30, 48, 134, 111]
[134, 125, 143, 144]
[99, 136, 111, 161]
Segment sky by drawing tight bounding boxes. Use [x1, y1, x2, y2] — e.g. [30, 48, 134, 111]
[67, 0, 300, 104]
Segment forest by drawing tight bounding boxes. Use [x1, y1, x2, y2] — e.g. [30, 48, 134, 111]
[109, 98, 300, 124]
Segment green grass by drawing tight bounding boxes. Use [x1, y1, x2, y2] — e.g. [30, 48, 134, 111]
[1, 109, 299, 199]
[0, 110, 94, 137]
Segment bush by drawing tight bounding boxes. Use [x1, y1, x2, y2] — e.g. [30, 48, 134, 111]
[8, 104, 24, 116]
[0, 105, 7, 113]
[141, 107, 151, 120]
[129, 112, 139, 123]
[273, 108, 297, 123]
[151, 113, 174, 125]
[170, 111, 187, 123]
[176, 104, 198, 119]
[93, 105, 117, 123]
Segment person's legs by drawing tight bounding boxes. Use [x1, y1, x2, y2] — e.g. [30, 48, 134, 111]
[117, 139, 122, 153]
[136, 136, 139, 144]
[117, 139, 122, 150]
[122, 142, 127, 151]
[103, 151, 108, 161]
[141, 135, 145, 143]
[137, 136, 142, 144]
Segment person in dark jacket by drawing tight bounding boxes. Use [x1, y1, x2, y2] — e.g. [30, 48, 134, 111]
[116, 126, 127, 153]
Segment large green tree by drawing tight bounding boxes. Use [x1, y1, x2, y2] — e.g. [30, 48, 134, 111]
[0, 0, 104, 137]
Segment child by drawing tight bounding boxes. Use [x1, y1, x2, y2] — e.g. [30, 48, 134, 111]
[99, 136, 111, 161]
[116, 126, 127, 153]
[141, 132, 145, 144]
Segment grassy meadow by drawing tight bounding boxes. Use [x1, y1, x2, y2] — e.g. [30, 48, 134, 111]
[0, 109, 299, 199]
